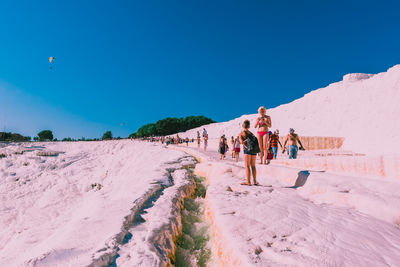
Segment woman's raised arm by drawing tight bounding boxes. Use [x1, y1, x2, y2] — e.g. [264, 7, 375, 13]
[254, 117, 259, 128]
[266, 116, 271, 128]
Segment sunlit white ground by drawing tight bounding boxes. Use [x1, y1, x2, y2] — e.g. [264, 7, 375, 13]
[2, 139, 400, 266]
[0, 140, 188, 266]
[177, 141, 400, 266]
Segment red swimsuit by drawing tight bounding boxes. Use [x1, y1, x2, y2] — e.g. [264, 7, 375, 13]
[257, 117, 269, 136]
[257, 131, 268, 136]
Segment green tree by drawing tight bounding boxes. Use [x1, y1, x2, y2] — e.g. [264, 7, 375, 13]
[0, 132, 31, 142]
[102, 131, 113, 140]
[136, 123, 156, 137]
[38, 130, 53, 141]
[131, 115, 215, 137]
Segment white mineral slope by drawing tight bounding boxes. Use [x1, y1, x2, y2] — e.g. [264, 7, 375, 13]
[116, 167, 195, 266]
[179, 64, 400, 155]
[0, 140, 187, 266]
[176, 145, 400, 266]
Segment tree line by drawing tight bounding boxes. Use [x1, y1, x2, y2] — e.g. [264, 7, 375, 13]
[1, 115, 214, 142]
[130, 115, 215, 138]
[0, 130, 116, 142]
[0, 132, 31, 142]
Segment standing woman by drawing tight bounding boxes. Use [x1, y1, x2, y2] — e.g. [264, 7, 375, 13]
[197, 131, 201, 148]
[230, 136, 235, 158]
[240, 120, 259, 185]
[234, 136, 241, 162]
[204, 134, 208, 151]
[224, 136, 229, 158]
[254, 106, 271, 164]
[218, 136, 226, 160]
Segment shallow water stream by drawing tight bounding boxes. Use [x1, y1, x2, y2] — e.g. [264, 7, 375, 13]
[173, 171, 211, 267]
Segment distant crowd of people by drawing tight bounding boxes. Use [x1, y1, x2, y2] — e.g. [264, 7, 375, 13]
[147, 128, 209, 149]
[163, 136, 193, 145]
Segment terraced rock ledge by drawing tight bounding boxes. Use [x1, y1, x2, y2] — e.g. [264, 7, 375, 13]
[89, 155, 211, 267]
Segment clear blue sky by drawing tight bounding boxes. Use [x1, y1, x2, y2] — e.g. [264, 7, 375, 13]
[1, 0, 399, 139]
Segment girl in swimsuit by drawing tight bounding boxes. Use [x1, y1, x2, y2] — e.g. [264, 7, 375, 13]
[254, 106, 271, 164]
[234, 136, 241, 162]
[240, 120, 258, 185]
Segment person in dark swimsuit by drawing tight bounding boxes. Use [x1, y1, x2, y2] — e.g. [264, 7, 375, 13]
[218, 136, 226, 159]
[254, 106, 271, 164]
[240, 120, 258, 185]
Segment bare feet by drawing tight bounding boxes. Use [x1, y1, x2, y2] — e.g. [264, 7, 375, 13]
[241, 182, 251, 186]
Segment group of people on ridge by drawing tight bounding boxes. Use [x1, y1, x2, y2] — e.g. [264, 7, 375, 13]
[237, 106, 304, 185]
[197, 128, 208, 151]
[157, 106, 304, 186]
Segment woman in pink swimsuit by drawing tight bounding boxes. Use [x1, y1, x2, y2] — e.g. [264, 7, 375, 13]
[254, 106, 271, 164]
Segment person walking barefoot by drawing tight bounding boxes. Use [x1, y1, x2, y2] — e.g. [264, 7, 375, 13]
[254, 106, 271, 164]
[283, 128, 304, 159]
[240, 120, 259, 185]
[234, 136, 241, 162]
[230, 136, 235, 158]
[218, 136, 226, 160]
[204, 134, 208, 151]
[197, 131, 201, 148]
[269, 130, 283, 159]
[224, 136, 228, 159]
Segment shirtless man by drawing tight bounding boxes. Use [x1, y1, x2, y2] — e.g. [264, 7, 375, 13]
[283, 128, 304, 159]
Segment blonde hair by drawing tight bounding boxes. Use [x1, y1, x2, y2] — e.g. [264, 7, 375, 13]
[258, 106, 266, 114]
